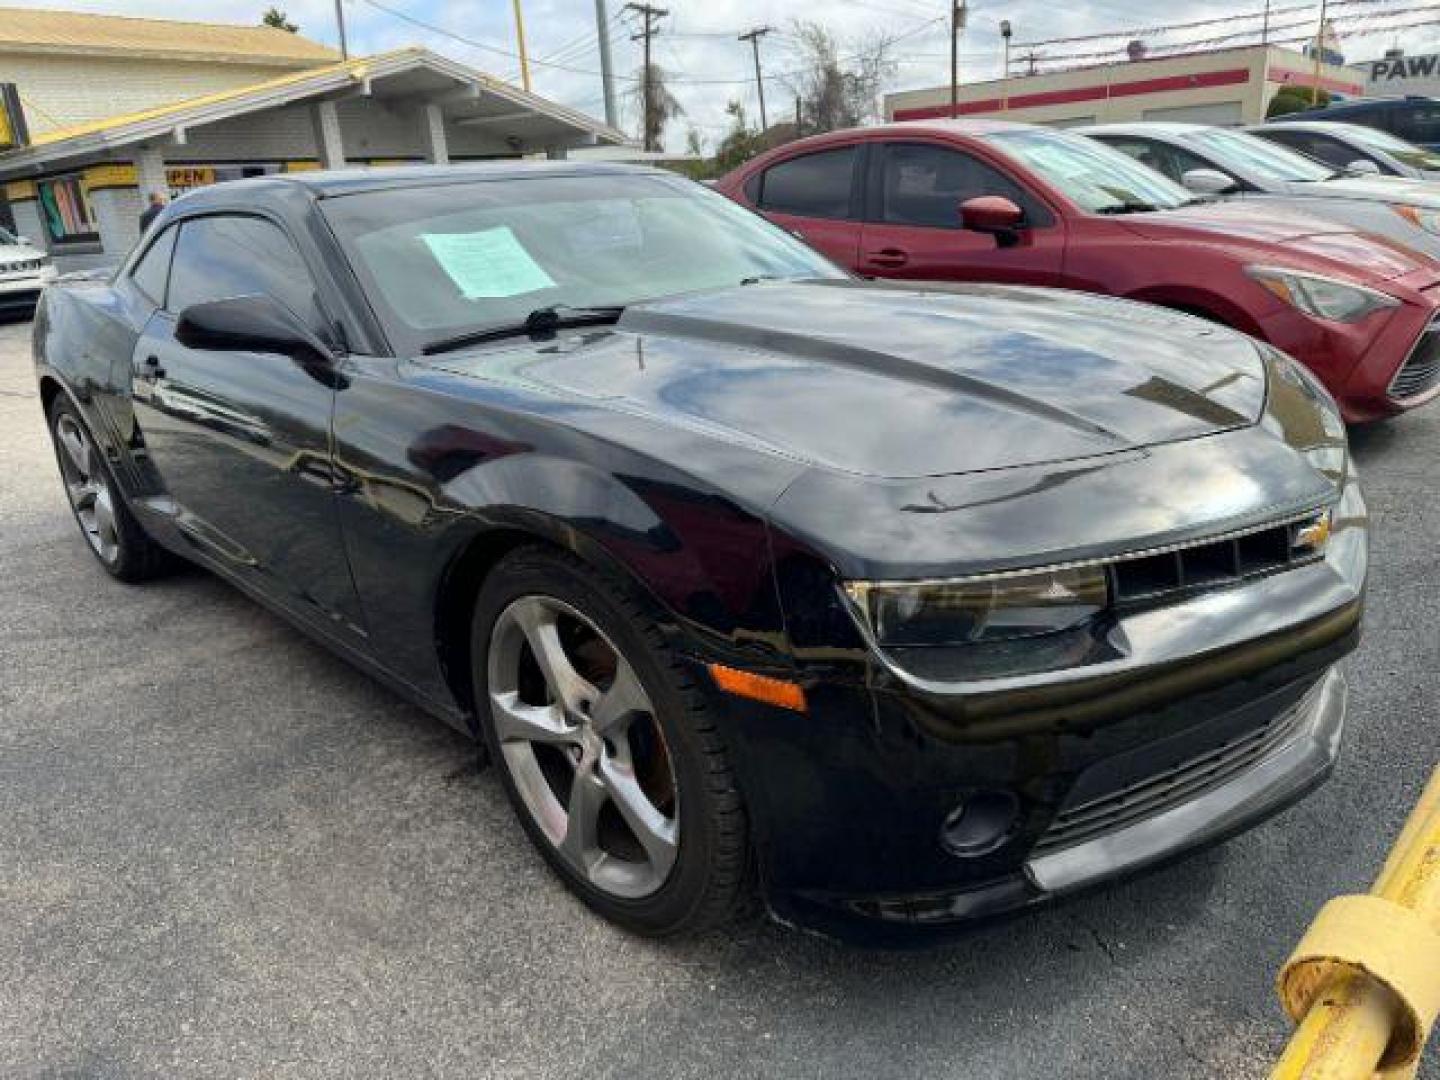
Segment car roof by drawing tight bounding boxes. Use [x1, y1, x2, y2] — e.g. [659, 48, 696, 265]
[1077, 122, 1217, 138]
[1253, 120, 1373, 137]
[169, 160, 671, 208]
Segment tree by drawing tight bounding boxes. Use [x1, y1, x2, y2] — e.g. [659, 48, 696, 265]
[262, 7, 299, 32]
[1267, 85, 1330, 118]
[783, 21, 896, 135]
[629, 64, 684, 153]
[711, 101, 764, 174]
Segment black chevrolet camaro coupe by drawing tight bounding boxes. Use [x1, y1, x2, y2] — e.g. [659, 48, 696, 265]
[34, 164, 1366, 941]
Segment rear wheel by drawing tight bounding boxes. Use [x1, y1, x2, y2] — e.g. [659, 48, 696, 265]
[48, 397, 172, 582]
[472, 546, 750, 935]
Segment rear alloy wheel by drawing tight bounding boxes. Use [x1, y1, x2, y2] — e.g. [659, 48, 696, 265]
[472, 547, 749, 935]
[55, 411, 120, 566]
[48, 398, 172, 582]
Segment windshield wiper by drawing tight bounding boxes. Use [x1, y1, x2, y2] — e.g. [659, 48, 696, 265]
[422, 304, 626, 355]
[1094, 200, 1160, 215]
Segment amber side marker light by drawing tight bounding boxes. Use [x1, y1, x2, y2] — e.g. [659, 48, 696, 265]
[708, 664, 808, 712]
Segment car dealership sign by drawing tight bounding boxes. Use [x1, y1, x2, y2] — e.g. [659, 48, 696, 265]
[1360, 53, 1440, 96]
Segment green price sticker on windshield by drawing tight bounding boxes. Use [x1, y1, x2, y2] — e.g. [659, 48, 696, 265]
[421, 227, 557, 299]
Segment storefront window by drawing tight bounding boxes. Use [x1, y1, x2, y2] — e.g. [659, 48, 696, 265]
[37, 174, 99, 246]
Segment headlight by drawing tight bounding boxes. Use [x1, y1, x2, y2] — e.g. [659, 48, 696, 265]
[844, 566, 1110, 647]
[1395, 205, 1440, 235]
[1246, 266, 1400, 323]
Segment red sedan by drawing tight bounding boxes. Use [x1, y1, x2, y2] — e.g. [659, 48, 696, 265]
[716, 120, 1440, 422]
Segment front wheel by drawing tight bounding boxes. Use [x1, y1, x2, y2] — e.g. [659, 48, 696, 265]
[471, 546, 751, 935]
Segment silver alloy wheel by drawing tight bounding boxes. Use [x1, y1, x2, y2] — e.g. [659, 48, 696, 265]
[55, 413, 120, 565]
[487, 594, 679, 899]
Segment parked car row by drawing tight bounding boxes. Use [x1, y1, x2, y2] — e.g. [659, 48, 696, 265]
[716, 119, 1440, 422]
[32, 109, 1440, 942]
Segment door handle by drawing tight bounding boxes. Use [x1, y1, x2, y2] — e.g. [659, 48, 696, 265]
[866, 248, 909, 268]
[143, 354, 166, 379]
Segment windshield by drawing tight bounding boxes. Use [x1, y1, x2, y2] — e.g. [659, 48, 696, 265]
[1338, 125, 1440, 171]
[1186, 128, 1336, 183]
[320, 171, 843, 355]
[983, 128, 1195, 213]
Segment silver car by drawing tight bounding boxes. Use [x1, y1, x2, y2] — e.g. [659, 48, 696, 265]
[0, 225, 57, 318]
[1080, 122, 1440, 260]
[1251, 120, 1440, 181]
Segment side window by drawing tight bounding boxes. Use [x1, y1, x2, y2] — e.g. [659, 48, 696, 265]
[878, 143, 1048, 229]
[1289, 132, 1371, 170]
[1393, 105, 1440, 146]
[166, 215, 325, 333]
[1105, 138, 1216, 185]
[130, 226, 177, 306]
[757, 147, 858, 220]
[1102, 137, 1181, 181]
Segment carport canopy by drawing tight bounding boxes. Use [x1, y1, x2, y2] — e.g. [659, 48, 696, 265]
[0, 47, 630, 188]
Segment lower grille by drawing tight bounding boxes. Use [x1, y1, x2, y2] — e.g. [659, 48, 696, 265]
[1390, 318, 1440, 401]
[1032, 679, 1322, 855]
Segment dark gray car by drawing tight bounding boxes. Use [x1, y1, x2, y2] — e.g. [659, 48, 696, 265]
[1252, 120, 1440, 181]
[1081, 122, 1440, 259]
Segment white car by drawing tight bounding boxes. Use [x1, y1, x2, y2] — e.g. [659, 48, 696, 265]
[0, 226, 57, 318]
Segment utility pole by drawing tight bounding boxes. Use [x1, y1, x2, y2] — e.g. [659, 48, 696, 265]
[594, 0, 619, 128]
[1261, 0, 1272, 45]
[625, 3, 668, 151]
[334, 0, 348, 60]
[512, 0, 532, 91]
[738, 27, 772, 132]
[949, 0, 968, 119]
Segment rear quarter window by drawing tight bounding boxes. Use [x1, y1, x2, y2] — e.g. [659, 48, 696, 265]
[757, 147, 858, 220]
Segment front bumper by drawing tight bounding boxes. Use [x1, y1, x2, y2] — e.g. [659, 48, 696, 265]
[1258, 286, 1440, 422]
[713, 473, 1366, 943]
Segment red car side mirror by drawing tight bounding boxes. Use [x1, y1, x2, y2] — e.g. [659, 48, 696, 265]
[959, 196, 1024, 239]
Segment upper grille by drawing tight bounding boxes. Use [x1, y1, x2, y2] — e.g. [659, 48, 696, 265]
[1390, 317, 1440, 402]
[0, 259, 44, 276]
[1032, 678, 1322, 855]
[1108, 511, 1329, 607]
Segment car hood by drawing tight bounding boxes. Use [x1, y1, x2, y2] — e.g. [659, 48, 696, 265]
[1118, 200, 1427, 281]
[426, 281, 1267, 482]
[1279, 174, 1440, 207]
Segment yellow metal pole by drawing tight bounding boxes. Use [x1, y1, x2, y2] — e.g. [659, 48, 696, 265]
[1272, 767, 1440, 1080]
[1310, 0, 1327, 106]
[512, 0, 532, 92]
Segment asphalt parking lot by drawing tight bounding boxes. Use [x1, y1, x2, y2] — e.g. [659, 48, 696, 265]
[1, 311, 1437, 1080]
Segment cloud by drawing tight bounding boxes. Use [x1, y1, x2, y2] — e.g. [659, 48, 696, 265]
[5, 0, 1438, 151]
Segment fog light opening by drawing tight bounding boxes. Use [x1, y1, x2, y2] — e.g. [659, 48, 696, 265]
[941, 791, 1020, 857]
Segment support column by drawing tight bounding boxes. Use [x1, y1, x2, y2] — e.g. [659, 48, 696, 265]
[135, 145, 167, 199]
[310, 99, 346, 170]
[421, 103, 450, 165]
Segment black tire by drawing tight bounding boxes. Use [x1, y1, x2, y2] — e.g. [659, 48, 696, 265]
[471, 545, 751, 936]
[47, 395, 173, 582]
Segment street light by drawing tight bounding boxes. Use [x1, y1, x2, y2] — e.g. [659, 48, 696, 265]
[1000, 19, 1012, 111]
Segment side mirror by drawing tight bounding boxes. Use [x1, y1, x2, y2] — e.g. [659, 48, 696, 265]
[1346, 158, 1382, 176]
[176, 294, 334, 363]
[1181, 168, 1238, 195]
[959, 196, 1024, 242]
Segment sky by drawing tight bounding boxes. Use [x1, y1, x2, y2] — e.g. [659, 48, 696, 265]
[6, 0, 1439, 150]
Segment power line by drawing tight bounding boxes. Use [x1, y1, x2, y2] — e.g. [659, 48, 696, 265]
[1017, 0, 1416, 49]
